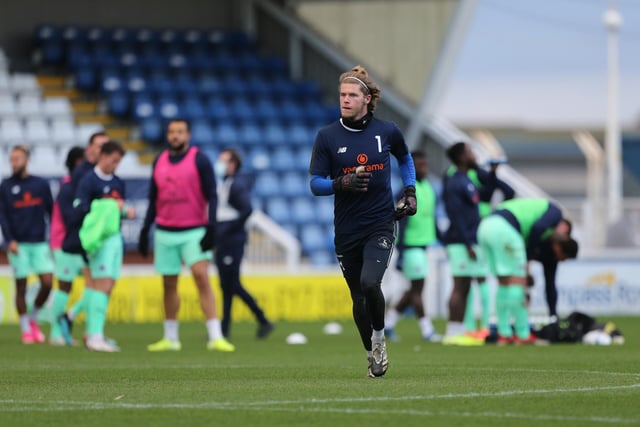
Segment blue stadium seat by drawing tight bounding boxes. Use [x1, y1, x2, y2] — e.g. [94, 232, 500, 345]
[271, 147, 295, 172]
[265, 197, 291, 225]
[295, 80, 321, 100]
[126, 72, 148, 94]
[302, 100, 328, 123]
[300, 224, 327, 252]
[191, 120, 215, 146]
[180, 96, 206, 120]
[40, 40, 64, 65]
[288, 123, 313, 146]
[140, 118, 163, 143]
[280, 99, 305, 122]
[67, 44, 92, 70]
[198, 74, 222, 96]
[100, 70, 123, 93]
[254, 171, 280, 198]
[238, 123, 262, 148]
[206, 97, 231, 122]
[107, 91, 129, 117]
[255, 98, 279, 122]
[74, 67, 97, 91]
[132, 95, 156, 120]
[263, 123, 286, 147]
[308, 250, 335, 267]
[157, 97, 180, 120]
[296, 146, 313, 169]
[229, 98, 255, 122]
[118, 50, 140, 69]
[262, 56, 288, 78]
[281, 172, 308, 197]
[147, 71, 175, 95]
[215, 122, 240, 146]
[34, 24, 62, 44]
[246, 76, 274, 98]
[290, 197, 315, 224]
[247, 148, 271, 172]
[221, 75, 248, 98]
[174, 72, 199, 94]
[110, 27, 134, 45]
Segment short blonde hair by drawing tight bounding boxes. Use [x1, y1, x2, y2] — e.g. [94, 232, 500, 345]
[338, 65, 381, 113]
[12, 144, 31, 158]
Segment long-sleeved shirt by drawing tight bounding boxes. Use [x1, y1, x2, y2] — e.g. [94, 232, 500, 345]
[442, 170, 480, 247]
[215, 173, 253, 242]
[0, 174, 53, 243]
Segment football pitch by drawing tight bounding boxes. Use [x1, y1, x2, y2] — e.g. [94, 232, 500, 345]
[1, 318, 639, 427]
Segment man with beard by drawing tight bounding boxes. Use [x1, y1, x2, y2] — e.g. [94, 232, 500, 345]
[139, 119, 234, 353]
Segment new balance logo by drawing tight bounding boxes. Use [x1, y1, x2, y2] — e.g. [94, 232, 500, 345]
[337, 147, 347, 153]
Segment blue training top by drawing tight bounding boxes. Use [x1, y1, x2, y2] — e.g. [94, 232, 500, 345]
[0, 174, 53, 243]
[442, 169, 481, 247]
[309, 116, 414, 239]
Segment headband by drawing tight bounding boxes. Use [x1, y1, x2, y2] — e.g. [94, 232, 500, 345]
[343, 76, 370, 94]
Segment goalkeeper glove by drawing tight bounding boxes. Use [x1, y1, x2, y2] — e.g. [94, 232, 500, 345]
[332, 169, 371, 192]
[395, 186, 417, 219]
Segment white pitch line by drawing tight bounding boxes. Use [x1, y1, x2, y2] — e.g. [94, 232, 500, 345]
[0, 400, 638, 425]
[2, 382, 640, 410]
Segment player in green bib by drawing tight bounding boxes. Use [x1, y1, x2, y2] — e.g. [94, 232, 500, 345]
[462, 161, 514, 339]
[385, 152, 441, 342]
[477, 198, 578, 344]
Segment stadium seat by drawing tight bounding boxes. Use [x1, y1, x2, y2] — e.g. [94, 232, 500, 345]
[237, 123, 262, 148]
[263, 123, 286, 147]
[271, 147, 296, 172]
[309, 250, 335, 267]
[254, 171, 280, 198]
[198, 74, 222, 96]
[147, 71, 175, 95]
[74, 66, 97, 91]
[229, 98, 255, 122]
[215, 122, 240, 147]
[190, 120, 215, 146]
[314, 197, 334, 225]
[180, 96, 206, 120]
[246, 148, 271, 172]
[290, 197, 315, 224]
[106, 91, 130, 117]
[264, 196, 291, 224]
[282, 171, 308, 197]
[42, 97, 72, 119]
[139, 118, 163, 144]
[0, 94, 16, 116]
[24, 118, 50, 144]
[254, 98, 279, 123]
[30, 145, 64, 176]
[300, 224, 327, 253]
[132, 95, 156, 120]
[50, 119, 76, 146]
[11, 75, 40, 95]
[0, 118, 25, 143]
[16, 94, 42, 116]
[75, 123, 104, 145]
[157, 97, 180, 120]
[288, 123, 313, 146]
[174, 72, 199, 94]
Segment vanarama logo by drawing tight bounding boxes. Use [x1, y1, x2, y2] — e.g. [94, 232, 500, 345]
[357, 153, 368, 164]
[342, 163, 385, 174]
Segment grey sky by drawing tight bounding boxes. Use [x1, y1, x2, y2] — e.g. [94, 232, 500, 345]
[440, 0, 640, 128]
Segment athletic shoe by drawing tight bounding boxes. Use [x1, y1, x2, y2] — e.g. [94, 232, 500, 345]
[29, 320, 45, 343]
[514, 334, 537, 345]
[497, 335, 515, 346]
[86, 337, 120, 352]
[367, 357, 376, 378]
[21, 331, 35, 344]
[369, 339, 388, 377]
[49, 336, 67, 346]
[147, 338, 182, 352]
[467, 328, 490, 340]
[207, 337, 235, 352]
[384, 328, 399, 342]
[58, 314, 73, 346]
[442, 334, 485, 346]
[257, 322, 275, 339]
[423, 332, 443, 343]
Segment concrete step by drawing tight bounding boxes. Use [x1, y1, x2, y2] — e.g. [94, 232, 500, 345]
[42, 87, 82, 98]
[36, 75, 66, 89]
[75, 114, 113, 125]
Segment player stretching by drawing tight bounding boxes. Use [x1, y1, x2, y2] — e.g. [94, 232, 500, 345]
[0, 145, 54, 344]
[310, 65, 417, 377]
[139, 119, 234, 352]
[67, 141, 135, 351]
[49, 146, 86, 346]
[477, 198, 578, 344]
[385, 151, 441, 342]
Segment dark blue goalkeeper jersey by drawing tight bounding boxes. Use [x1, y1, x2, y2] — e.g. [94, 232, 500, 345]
[309, 117, 410, 240]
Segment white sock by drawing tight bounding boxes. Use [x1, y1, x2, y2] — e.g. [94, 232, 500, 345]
[385, 309, 399, 329]
[89, 332, 104, 342]
[419, 316, 435, 337]
[164, 320, 179, 342]
[206, 318, 222, 341]
[371, 329, 385, 342]
[445, 321, 465, 337]
[19, 315, 30, 333]
[29, 308, 39, 322]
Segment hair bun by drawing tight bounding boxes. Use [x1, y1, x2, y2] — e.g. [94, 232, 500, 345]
[351, 65, 368, 77]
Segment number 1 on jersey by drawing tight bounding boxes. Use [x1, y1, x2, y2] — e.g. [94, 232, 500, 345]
[375, 135, 382, 153]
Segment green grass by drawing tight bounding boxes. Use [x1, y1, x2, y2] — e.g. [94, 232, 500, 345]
[1, 318, 639, 427]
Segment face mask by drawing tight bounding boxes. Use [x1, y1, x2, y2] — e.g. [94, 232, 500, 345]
[214, 160, 227, 179]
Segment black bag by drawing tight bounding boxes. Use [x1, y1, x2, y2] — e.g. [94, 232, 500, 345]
[533, 311, 596, 343]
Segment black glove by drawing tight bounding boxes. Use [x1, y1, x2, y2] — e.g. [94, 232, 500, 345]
[200, 225, 216, 252]
[138, 226, 150, 257]
[332, 169, 371, 192]
[395, 186, 417, 219]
